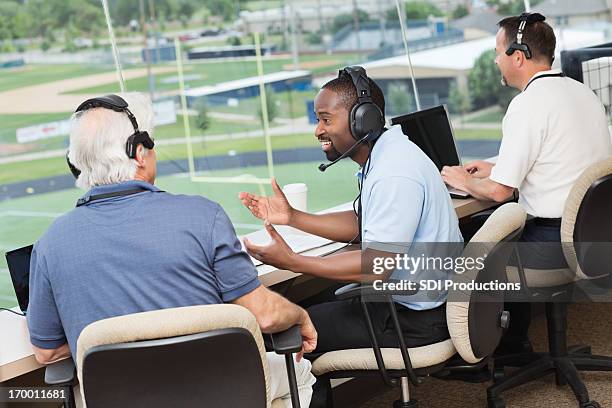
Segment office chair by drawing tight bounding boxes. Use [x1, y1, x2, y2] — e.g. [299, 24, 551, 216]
[45, 304, 304, 408]
[487, 157, 612, 408]
[310, 202, 526, 407]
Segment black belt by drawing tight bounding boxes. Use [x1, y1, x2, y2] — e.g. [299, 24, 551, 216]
[532, 217, 562, 227]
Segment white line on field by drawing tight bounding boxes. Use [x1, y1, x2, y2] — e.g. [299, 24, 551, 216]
[0, 210, 63, 218]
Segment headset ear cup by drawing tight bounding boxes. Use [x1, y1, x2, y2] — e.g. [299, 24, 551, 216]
[349, 104, 360, 140]
[352, 102, 384, 140]
[126, 134, 136, 159]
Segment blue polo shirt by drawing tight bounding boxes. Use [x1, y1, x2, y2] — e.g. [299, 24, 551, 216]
[27, 180, 260, 357]
[359, 125, 463, 310]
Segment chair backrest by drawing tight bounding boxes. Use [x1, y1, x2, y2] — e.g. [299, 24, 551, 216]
[561, 157, 612, 280]
[76, 304, 271, 408]
[447, 203, 526, 364]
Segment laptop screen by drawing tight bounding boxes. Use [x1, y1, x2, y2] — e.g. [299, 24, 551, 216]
[390, 105, 461, 171]
[5, 244, 33, 313]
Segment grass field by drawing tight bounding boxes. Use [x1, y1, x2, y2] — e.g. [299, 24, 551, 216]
[0, 131, 320, 184]
[454, 127, 502, 140]
[0, 124, 501, 185]
[0, 64, 111, 93]
[0, 159, 359, 308]
[62, 54, 359, 95]
[466, 108, 504, 124]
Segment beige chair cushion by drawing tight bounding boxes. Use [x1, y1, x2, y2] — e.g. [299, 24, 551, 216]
[311, 339, 455, 376]
[506, 265, 576, 287]
[76, 304, 272, 407]
[271, 398, 285, 408]
[561, 157, 612, 280]
[447, 203, 526, 364]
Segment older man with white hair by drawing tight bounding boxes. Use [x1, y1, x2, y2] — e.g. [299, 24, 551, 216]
[26, 92, 317, 407]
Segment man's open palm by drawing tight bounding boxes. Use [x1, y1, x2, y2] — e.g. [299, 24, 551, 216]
[239, 178, 294, 225]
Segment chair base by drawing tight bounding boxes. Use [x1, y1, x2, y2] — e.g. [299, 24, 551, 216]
[487, 352, 612, 407]
[393, 399, 418, 408]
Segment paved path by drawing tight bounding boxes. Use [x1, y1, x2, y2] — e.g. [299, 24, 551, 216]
[0, 66, 177, 114]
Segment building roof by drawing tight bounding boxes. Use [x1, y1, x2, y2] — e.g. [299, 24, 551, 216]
[184, 70, 311, 97]
[364, 36, 496, 71]
[534, 0, 610, 17]
[451, 9, 506, 34]
[362, 28, 607, 72]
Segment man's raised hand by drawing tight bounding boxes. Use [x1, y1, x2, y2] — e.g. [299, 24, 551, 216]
[239, 177, 294, 225]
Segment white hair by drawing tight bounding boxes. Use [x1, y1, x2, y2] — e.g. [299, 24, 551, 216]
[68, 92, 155, 190]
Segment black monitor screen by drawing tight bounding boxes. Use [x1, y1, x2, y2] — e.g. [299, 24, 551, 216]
[391, 105, 460, 171]
[5, 244, 33, 313]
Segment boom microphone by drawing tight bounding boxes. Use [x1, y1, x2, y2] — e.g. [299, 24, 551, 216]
[318, 132, 373, 172]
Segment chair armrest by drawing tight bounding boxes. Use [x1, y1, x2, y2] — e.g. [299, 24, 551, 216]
[470, 209, 496, 222]
[335, 282, 418, 300]
[44, 358, 76, 386]
[334, 283, 362, 300]
[271, 325, 302, 355]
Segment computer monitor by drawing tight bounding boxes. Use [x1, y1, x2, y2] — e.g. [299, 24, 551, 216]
[5, 244, 33, 314]
[390, 105, 461, 171]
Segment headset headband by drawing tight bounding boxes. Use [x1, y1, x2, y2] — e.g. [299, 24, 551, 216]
[67, 94, 155, 178]
[76, 94, 142, 135]
[505, 13, 546, 59]
[339, 66, 373, 105]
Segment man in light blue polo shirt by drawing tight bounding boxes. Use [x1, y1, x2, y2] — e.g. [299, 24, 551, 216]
[240, 69, 463, 360]
[27, 92, 317, 407]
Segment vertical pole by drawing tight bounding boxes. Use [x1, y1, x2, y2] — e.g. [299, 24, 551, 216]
[100, 0, 125, 92]
[140, 0, 154, 100]
[395, 0, 421, 111]
[148, 0, 159, 95]
[254, 32, 275, 180]
[289, 0, 300, 70]
[524, 0, 531, 12]
[352, 0, 361, 57]
[175, 37, 196, 178]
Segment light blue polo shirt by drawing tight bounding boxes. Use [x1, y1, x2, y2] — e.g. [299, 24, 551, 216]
[359, 125, 463, 310]
[27, 180, 260, 357]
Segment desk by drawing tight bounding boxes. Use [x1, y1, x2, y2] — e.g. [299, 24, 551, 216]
[0, 196, 500, 383]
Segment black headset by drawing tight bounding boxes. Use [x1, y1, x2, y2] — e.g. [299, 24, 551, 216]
[66, 94, 155, 179]
[340, 66, 385, 141]
[505, 12, 546, 60]
[318, 66, 385, 172]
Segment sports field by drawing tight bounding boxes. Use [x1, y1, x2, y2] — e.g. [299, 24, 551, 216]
[0, 160, 359, 308]
[0, 56, 502, 309]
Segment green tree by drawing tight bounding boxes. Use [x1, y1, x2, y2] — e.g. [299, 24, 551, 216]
[452, 5, 469, 20]
[486, 0, 544, 15]
[307, 31, 323, 45]
[227, 36, 241, 46]
[257, 86, 279, 125]
[195, 100, 211, 133]
[448, 83, 471, 122]
[109, 0, 202, 26]
[468, 49, 518, 110]
[387, 1, 443, 21]
[0, 1, 32, 41]
[63, 23, 79, 53]
[388, 81, 414, 116]
[206, 0, 235, 21]
[331, 9, 370, 34]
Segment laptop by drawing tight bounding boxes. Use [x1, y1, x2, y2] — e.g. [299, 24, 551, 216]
[391, 105, 470, 198]
[5, 244, 33, 314]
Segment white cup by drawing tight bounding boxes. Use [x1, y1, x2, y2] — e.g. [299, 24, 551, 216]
[282, 183, 308, 212]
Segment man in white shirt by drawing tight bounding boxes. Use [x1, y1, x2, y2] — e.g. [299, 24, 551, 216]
[442, 13, 612, 353]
